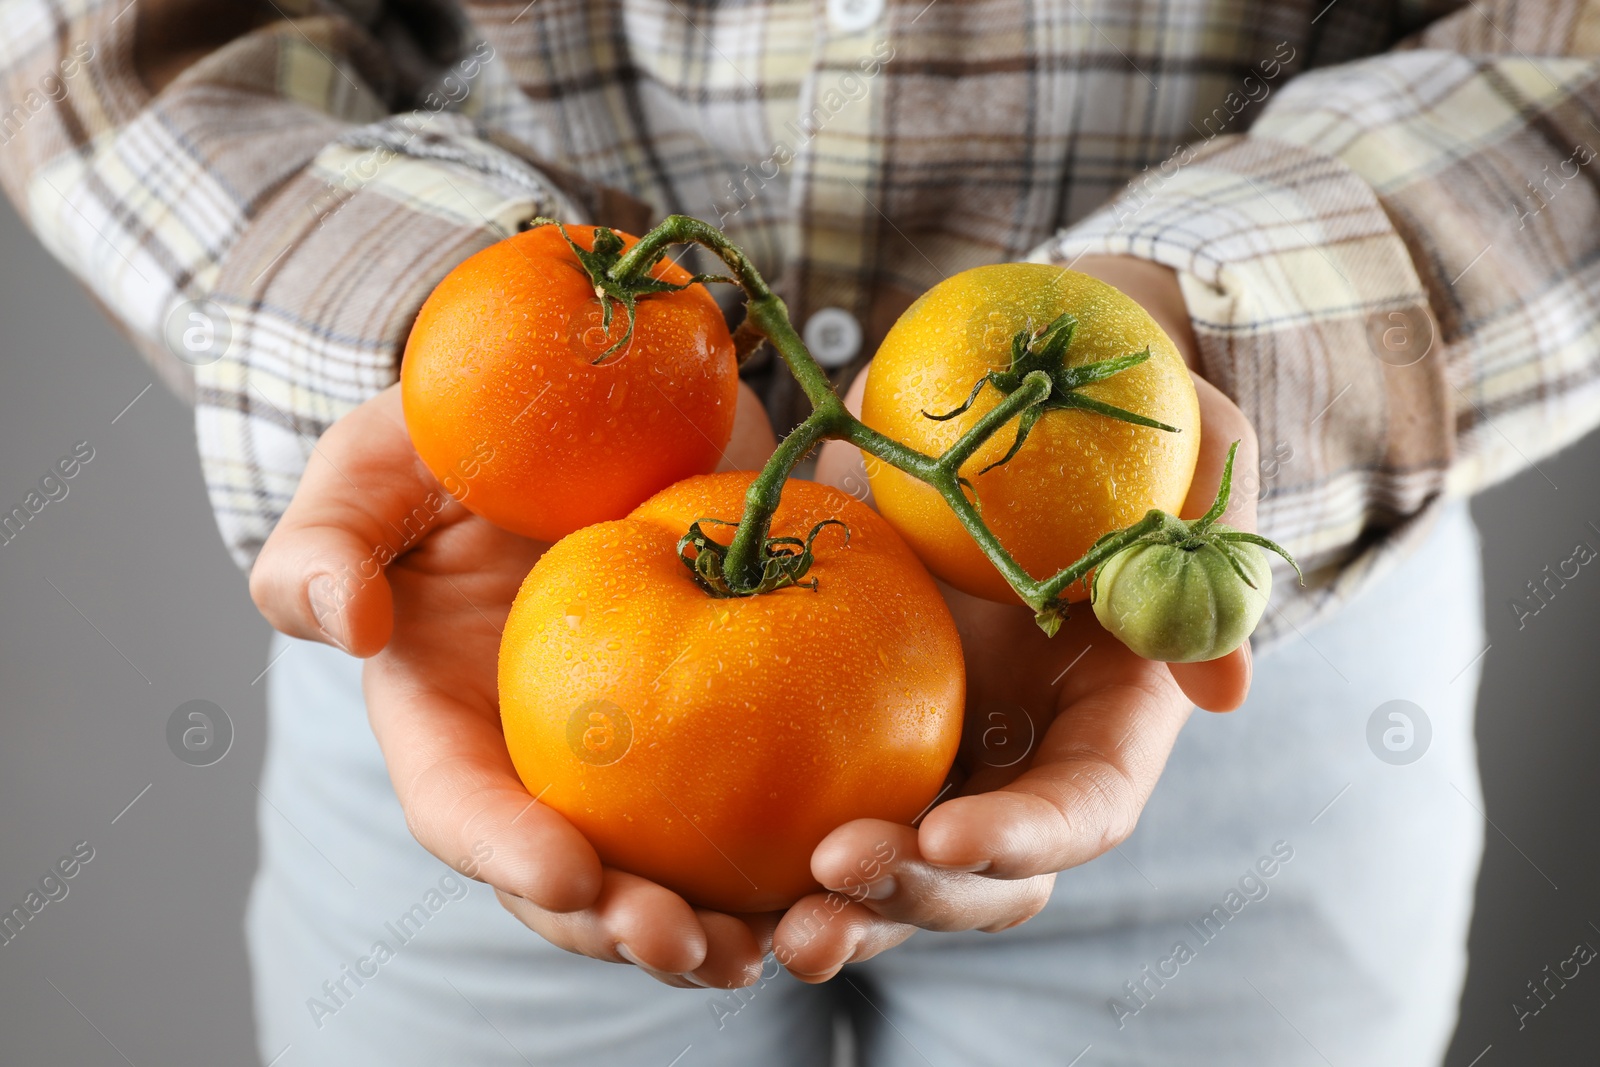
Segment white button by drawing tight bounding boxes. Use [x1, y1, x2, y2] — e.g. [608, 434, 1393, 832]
[827, 0, 884, 35]
[804, 307, 863, 368]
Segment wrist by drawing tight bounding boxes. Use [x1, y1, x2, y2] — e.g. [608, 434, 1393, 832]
[1066, 256, 1199, 371]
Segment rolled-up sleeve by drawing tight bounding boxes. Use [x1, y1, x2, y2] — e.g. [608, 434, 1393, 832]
[0, 1, 595, 567]
[1033, 0, 1600, 641]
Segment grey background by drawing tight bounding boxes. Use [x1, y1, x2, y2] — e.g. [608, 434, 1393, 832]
[1, 190, 1598, 1064]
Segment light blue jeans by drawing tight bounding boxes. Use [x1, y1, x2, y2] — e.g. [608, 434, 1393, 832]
[248, 503, 1485, 1066]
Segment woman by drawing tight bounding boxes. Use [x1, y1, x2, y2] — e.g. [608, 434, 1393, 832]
[3, 1, 1595, 1062]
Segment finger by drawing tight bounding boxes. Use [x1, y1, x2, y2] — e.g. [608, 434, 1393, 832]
[811, 820, 1054, 934]
[814, 362, 874, 505]
[250, 384, 462, 656]
[688, 910, 771, 989]
[740, 910, 781, 958]
[1182, 371, 1259, 531]
[364, 656, 604, 914]
[772, 892, 916, 983]
[717, 381, 779, 472]
[1165, 373, 1260, 711]
[1169, 640, 1252, 712]
[495, 868, 709, 980]
[919, 656, 1192, 879]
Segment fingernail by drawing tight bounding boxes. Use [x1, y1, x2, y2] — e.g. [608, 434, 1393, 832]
[864, 875, 896, 900]
[929, 860, 991, 874]
[615, 943, 646, 967]
[791, 964, 842, 982]
[308, 575, 349, 650]
[678, 971, 713, 988]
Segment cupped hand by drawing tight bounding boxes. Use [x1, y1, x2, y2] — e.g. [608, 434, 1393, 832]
[780, 260, 1261, 981]
[249, 380, 780, 988]
[249, 256, 1255, 990]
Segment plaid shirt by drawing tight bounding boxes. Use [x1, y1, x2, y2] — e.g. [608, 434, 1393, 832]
[3, 0, 1599, 647]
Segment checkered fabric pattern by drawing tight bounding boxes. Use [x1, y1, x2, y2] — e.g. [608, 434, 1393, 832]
[2, 0, 1598, 645]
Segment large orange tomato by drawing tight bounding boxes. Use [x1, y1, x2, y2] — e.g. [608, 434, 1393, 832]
[863, 264, 1200, 603]
[498, 472, 964, 912]
[401, 224, 738, 543]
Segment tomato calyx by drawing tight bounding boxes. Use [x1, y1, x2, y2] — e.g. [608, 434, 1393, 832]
[1022, 442, 1300, 638]
[1084, 441, 1302, 599]
[1079, 444, 1303, 660]
[924, 312, 1183, 474]
[528, 217, 734, 365]
[678, 517, 850, 597]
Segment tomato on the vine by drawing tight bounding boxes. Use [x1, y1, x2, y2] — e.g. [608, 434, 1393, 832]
[401, 224, 738, 543]
[1085, 442, 1300, 662]
[1092, 538, 1272, 662]
[498, 472, 964, 912]
[862, 263, 1200, 603]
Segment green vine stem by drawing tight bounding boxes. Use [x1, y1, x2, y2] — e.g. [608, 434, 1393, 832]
[552, 213, 1264, 634]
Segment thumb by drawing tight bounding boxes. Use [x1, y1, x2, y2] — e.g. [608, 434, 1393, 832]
[249, 384, 454, 657]
[1164, 371, 1261, 712]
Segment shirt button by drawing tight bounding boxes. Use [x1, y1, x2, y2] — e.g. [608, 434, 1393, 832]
[804, 307, 863, 368]
[827, 0, 884, 34]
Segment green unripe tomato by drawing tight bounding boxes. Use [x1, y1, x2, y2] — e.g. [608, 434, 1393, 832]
[1091, 534, 1272, 663]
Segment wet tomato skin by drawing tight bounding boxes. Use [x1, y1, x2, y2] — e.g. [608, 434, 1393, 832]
[402, 224, 738, 543]
[864, 263, 1200, 604]
[497, 472, 966, 913]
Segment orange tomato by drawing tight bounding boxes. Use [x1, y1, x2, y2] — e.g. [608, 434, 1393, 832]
[498, 472, 965, 912]
[863, 263, 1200, 603]
[401, 224, 737, 543]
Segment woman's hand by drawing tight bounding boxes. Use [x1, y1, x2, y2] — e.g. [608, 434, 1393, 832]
[778, 260, 1260, 980]
[248, 255, 1254, 988]
[249, 381, 781, 989]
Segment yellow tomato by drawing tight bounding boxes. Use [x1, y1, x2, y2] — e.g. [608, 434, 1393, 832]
[863, 263, 1200, 603]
